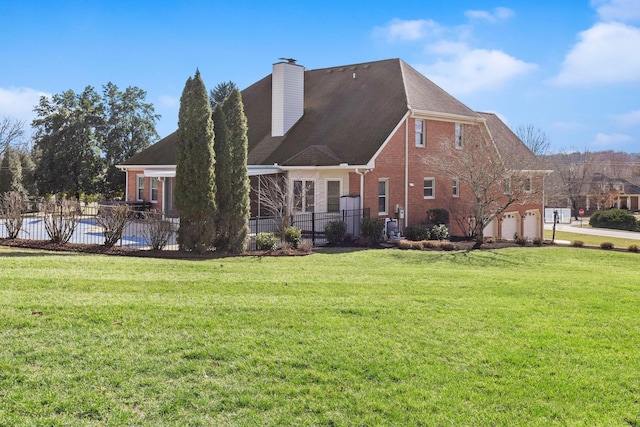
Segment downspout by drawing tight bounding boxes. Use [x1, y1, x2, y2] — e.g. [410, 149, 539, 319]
[404, 117, 409, 228]
[355, 168, 370, 211]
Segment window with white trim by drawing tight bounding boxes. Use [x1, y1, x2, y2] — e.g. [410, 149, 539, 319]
[378, 179, 388, 214]
[452, 178, 459, 197]
[424, 178, 435, 199]
[454, 123, 463, 149]
[326, 180, 341, 212]
[150, 177, 159, 202]
[293, 179, 315, 213]
[136, 175, 145, 201]
[415, 120, 425, 147]
[504, 178, 512, 194]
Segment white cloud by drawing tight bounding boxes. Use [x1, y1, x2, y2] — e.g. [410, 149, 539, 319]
[465, 7, 515, 23]
[592, 0, 640, 22]
[417, 45, 536, 95]
[551, 22, 640, 86]
[611, 110, 640, 127]
[372, 18, 443, 42]
[592, 132, 635, 147]
[0, 87, 49, 122]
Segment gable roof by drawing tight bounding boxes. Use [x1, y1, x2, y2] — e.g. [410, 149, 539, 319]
[122, 58, 487, 168]
[478, 112, 546, 171]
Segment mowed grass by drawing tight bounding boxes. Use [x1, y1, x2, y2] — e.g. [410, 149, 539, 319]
[1, 246, 639, 426]
[544, 229, 640, 248]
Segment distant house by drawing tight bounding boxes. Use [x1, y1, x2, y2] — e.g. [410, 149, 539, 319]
[118, 58, 547, 240]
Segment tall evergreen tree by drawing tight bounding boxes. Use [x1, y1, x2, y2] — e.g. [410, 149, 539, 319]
[214, 85, 250, 253]
[0, 147, 25, 195]
[175, 70, 217, 253]
[32, 87, 104, 198]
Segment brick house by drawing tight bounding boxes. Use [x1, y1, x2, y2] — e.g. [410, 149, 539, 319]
[118, 58, 548, 240]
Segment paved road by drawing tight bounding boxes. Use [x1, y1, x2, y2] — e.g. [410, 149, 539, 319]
[544, 221, 640, 241]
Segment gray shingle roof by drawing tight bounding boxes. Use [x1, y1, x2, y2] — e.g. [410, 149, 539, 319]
[122, 58, 491, 168]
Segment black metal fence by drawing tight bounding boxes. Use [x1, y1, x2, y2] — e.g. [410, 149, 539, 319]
[248, 208, 369, 249]
[1, 203, 369, 251]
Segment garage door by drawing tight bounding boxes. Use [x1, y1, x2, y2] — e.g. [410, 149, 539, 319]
[483, 218, 497, 238]
[501, 213, 519, 240]
[523, 210, 540, 240]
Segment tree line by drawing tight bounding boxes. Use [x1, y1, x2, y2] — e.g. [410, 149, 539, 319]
[0, 83, 160, 199]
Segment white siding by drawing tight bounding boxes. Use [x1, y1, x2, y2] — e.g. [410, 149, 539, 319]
[272, 62, 304, 137]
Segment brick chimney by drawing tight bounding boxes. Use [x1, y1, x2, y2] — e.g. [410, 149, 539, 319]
[271, 59, 304, 137]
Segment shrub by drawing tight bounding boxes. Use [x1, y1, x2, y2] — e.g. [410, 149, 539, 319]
[360, 218, 384, 245]
[532, 237, 543, 246]
[404, 225, 430, 241]
[284, 226, 302, 249]
[256, 232, 278, 251]
[600, 241, 614, 250]
[515, 236, 529, 246]
[440, 242, 457, 251]
[431, 224, 449, 241]
[627, 244, 639, 253]
[0, 191, 24, 239]
[589, 209, 639, 231]
[397, 239, 412, 249]
[141, 211, 176, 250]
[426, 208, 449, 226]
[298, 239, 313, 253]
[96, 204, 132, 248]
[422, 240, 437, 249]
[43, 197, 81, 244]
[324, 220, 347, 245]
[571, 240, 584, 247]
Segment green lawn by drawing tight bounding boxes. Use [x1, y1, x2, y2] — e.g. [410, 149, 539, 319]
[544, 229, 640, 248]
[1, 245, 639, 426]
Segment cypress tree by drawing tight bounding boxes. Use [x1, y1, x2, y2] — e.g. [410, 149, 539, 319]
[175, 70, 216, 252]
[216, 87, 250, 253]
[0, 147, 25, 195]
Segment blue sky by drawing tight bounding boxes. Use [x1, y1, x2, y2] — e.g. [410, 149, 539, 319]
[1, 0, 639, 153]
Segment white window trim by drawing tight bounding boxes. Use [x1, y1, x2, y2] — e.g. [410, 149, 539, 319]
[378, 178, 389, 215]
[292, 178, 316, 213]
[150, 177, 159, 202]
[415, 119, 425, 147]
[326, 179, 342, 213]
[136, 174, 145, 201]
[455, 123, 463, 149]
[424, 177, 435, 199]
[452, 178, 459, 198]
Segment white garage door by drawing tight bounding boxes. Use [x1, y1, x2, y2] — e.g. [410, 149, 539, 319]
[501, 213, 519, 240]
[483, 218, 498, 238]
[523, 210, 540, 240]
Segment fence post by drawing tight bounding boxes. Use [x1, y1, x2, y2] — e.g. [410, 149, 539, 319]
[311, 212, 316, 245]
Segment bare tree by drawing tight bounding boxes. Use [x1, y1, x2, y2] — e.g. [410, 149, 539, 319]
[0, 191, 25, 239]
[254, 174, 290, 241]
[514, 124, 550, 156]
[95, 204, 132, 248]
[424, 129, 540, 248]
[0, 116, 26, 158]
[547, 151, 594, 218]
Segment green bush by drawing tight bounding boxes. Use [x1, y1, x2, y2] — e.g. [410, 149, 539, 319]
[360, 218, 384, 245]
[256, 232, 278, 251]
[430, 224, 449, 241]
[589, 209, 639, 231]
[284, 227, 302, 249]
[426, 208, 449, 226]
[324, 220, 347, 245]
[404, 225, 430, 241]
